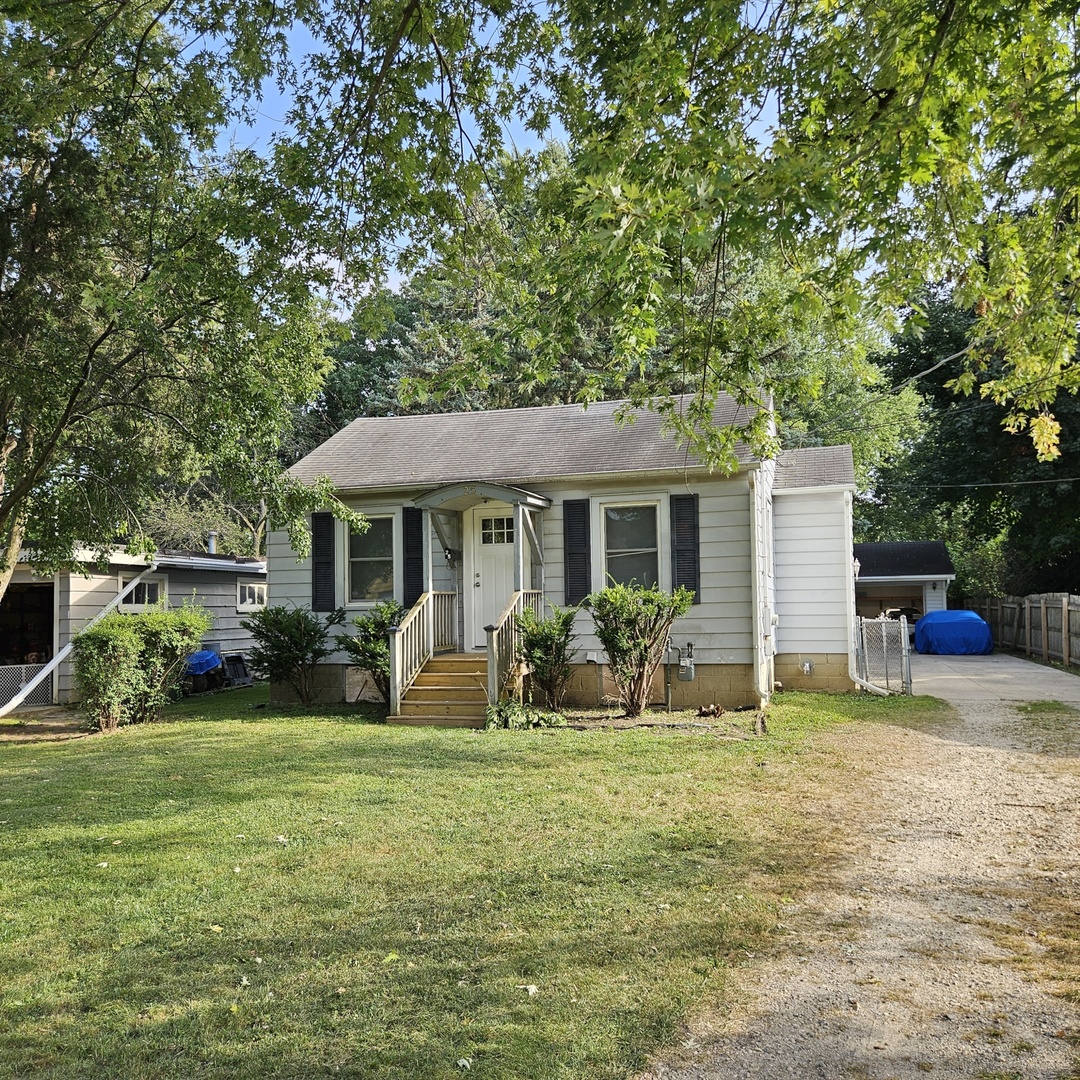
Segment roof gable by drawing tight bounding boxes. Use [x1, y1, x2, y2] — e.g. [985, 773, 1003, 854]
[773, 446, 855, 490]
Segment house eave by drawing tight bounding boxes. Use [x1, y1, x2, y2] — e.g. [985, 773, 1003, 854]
[856, 574, 956, 584]
[773, 482, 857, 496]
[324, 462, 758, 500]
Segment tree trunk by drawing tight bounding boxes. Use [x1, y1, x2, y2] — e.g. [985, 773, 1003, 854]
[0, 512, 28, 609]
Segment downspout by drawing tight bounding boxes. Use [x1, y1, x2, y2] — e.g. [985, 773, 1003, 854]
[748, 472, 769, 707]
[0, 561, 160, 717]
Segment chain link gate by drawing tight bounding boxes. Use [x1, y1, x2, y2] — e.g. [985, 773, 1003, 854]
[856, 617, 912, 695]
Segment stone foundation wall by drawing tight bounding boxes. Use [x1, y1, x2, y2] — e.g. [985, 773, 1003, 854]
[773, 653, 854, 693]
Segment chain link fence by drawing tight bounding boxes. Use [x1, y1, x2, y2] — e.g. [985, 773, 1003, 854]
[855, 617, 912, 695]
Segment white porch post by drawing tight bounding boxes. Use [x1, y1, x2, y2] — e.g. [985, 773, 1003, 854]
[513, 503, 525, 592]
[421, 509, 433, 593]
[389, 627, 402, 716]
[422, 510, 434, 657]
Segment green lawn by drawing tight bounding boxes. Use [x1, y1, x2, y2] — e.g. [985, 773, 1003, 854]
[0, 689, 943, 1079]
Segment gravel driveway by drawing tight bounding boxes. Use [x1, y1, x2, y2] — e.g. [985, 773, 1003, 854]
[639, 653, 1080, 1080]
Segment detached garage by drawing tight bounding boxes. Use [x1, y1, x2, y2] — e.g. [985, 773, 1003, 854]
[853, 541, 955, 620]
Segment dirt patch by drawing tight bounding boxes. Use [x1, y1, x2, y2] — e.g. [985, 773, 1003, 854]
[0, 708, 90, 744]
[637, 698, 1080, 1080]
[563, 706, 763, 738]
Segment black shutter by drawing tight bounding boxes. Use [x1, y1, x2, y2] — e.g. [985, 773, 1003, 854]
[670, 493, 699, 603]
[311, 512, 336, 611]
[403, 506, 425, 608]
[563, 499, 591, 605]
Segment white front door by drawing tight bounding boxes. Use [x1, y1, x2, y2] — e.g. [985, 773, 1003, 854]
[465, 505, 519, 649]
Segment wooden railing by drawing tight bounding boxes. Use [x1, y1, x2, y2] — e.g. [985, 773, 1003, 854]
[485, 591, 543, 705]
[388, 592, 458, 715]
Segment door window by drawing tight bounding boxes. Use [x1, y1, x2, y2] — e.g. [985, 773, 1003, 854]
[480, 516, 514, 545]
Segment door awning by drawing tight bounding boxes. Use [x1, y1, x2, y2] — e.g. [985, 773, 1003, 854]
[413, 481, 551, 513]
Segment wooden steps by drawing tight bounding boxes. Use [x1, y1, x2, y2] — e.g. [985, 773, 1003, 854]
[387, 653, 489, 729]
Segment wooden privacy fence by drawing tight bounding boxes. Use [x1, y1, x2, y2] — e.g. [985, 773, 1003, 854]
[968, 594, 1080, 667]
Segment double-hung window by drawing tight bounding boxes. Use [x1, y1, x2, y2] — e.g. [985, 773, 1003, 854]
[349, 517, 395, 602]
[603, 503, 659, 588]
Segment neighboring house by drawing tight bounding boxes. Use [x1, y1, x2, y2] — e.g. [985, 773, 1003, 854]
[852, 541, 956, 619]
[0, 549, 267, 708]
[270, 396, 859, 722]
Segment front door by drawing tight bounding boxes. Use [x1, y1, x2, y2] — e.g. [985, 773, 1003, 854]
[465, 505, 518, 649]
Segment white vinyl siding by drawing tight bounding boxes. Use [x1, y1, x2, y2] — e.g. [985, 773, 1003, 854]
[269, 473, 766, 668]
[773, 489, 853, 653]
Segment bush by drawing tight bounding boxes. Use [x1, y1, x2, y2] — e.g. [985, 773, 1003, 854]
[241, 605, 344, 705]
[586, 583, 694, 718]
[484, 700, 566, 730]
[516, 604, 578, 708]
[338, 600, 406, 705]
[73, 605, 213, 732]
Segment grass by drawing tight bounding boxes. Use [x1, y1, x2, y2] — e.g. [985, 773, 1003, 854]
[1014, 700, 1080, 717]
[0, 689, 944, 1078]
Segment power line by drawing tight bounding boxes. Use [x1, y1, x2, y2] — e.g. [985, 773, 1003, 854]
[913, 476, 1080, 489]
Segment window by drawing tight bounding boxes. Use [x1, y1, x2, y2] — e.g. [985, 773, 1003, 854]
[237, 579, 267, 612]
[119, 575, 166, 610]
[603, 504, 659, 588]
[480, 516, 514, 545]
[349, 516, 395, 602]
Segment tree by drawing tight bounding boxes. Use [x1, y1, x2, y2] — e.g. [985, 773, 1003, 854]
[546, 1, 1080, 461]
[9, 0, 1080, 607]
[862, 290, 1080, 595]
[0, 2, 358, 601]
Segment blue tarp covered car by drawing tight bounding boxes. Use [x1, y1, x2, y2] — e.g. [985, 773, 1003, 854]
[914, 610, 993, 655]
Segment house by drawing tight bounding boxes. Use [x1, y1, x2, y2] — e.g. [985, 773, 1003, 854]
[852, 541, 955, 620]
[270, 396, 859, 723]
[0, 548, 267, 708]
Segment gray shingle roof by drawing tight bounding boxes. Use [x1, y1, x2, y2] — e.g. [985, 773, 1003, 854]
[853, 542, 956, 579]
[774, 445, 856, 490]
[289, 396, 760, 491]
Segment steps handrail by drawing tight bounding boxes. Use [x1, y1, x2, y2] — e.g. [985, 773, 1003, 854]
[484, 590, 543, 705]
[388, 591, 457, 715]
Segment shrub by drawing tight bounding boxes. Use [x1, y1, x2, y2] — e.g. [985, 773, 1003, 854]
[484, 700, 566, 730]
[516, 604, 578, 708]
[73, 605, 213, 732]
[241, 605, 344, 705]
[72, 616, 143, 733]
[128, 606, 215, 723]
[338, 600, 406, 705]
[586, 583, 694, 718]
